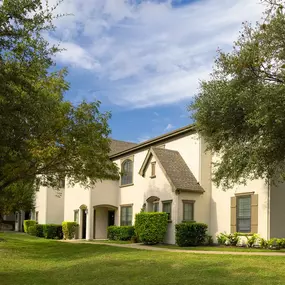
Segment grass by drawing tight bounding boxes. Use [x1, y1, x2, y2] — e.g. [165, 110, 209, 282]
[89, 239, 132, 244]
[156, 244, 285, 253]
[1, 233, 285, 285]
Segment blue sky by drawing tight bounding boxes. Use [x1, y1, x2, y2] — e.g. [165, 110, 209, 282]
[47, 0, 263, 142]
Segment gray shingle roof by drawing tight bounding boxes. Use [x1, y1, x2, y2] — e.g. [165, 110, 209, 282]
[109, 139, 137, 156]
[152, 147, 204, 193]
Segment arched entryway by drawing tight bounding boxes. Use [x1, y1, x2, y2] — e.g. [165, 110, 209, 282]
[79, 205, 87, 239]
[146, 196, 160, 212]
[93, 205, 118, 239]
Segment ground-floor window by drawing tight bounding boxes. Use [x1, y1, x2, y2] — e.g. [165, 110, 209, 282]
[35, 211, 39, 223]
[183, 200, 195, 222]
[237, 196, 251, 233]
[153, 201, 159, 212]
[120, 205, 132, 226]
[162, 200, 172, 221]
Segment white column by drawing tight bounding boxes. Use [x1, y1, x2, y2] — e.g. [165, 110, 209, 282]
[86, 188, 93, 240]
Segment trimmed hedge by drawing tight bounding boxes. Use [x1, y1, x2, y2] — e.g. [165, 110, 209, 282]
[35, 224, 44, 238]
[62, 222, 78, 240]
[135, 212, 168, 245]
[175, 222, 208, 247]
[107, 226, 135, 241]
[23, 220, 36, 233]
[43, 224, 63, 239]
[27, 225, 37, 236]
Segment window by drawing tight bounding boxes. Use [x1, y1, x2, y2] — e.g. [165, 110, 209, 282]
[121, 159, 133, 185]
[151, 162, 156, 177]
[74, 210, 79, 223]
[183, 200, 194, 221]
[35, 211, 39, 223]
[153, 201, 159, 212]
[121, 206, 132, 226]
[59, 178, 65, 188]
[237, 196, 251, 233]
[162, 201, 172, 221]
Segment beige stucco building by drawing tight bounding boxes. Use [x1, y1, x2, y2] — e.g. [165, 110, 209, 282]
[33, 124, 285, 243]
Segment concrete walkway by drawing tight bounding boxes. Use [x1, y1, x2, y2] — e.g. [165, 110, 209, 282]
[62, 240, 285, 256]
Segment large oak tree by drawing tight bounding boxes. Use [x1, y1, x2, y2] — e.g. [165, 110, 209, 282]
[190, 0, 285, 189]
[0, 0, 119, 196]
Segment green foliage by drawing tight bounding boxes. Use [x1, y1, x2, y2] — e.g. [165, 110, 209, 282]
[260, 238, 268, 249]
[190, 0, 285, 188]
[0, 0, 119, 195]
[246, 234, 259, 248]
[23, 220, 36, 233]
[62, 222, 78, 240]
[35, 224, 44, 238]
[227, 233, 240, 246]
[204, 235, 214, 246]
[107, 226, 135, 241]
[43, 224, 62, 239]
[135, 212, 168, 245]
[216, 232, 228, 245]
[0, 180, 36, 221]
[175, 222, 208, 247]
[27, 225, 37, 236]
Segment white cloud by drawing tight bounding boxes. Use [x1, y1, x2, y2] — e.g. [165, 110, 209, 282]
[165, 123, 174, 131]
[47, 0, 264, 108]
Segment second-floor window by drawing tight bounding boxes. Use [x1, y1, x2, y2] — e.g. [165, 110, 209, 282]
[121, 159, 133, 185]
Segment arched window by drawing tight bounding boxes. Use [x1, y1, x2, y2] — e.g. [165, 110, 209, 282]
[121, 159, 133, 185]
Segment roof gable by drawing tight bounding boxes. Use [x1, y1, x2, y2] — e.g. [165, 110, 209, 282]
[139, 147, 204, 193]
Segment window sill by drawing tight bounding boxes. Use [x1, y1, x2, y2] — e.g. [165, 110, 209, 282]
[119, 183, 134, 188]
[182, 220, 195, 223]
[150, 175, 156, 179]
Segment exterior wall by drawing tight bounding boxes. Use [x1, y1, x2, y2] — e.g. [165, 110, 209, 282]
[270, 182, 285, 238]
[35, 186, 47, 224]
[3, 214, 15, 222]
[94, 207, 109, 239]
[210, 169, 269, 240]
[46, 188, 64, 224]
[165, 133, 200, 181]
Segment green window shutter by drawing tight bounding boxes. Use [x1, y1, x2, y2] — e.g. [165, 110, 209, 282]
[251, 194, 258, 233]
[230, 196, 237, 233]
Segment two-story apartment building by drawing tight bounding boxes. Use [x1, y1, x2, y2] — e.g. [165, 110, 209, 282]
[33, 124, 285, 244]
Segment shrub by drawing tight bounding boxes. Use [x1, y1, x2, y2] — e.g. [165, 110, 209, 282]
[35, 224, 44, 238]
[246, 234, 259, 248]
[135, 212, 168, 245]
[27, 225, 37, 236]
[204, 234, 214, 246]
[259, 238, 268, 248]
[23, 220, 36, 233]
[43, 224, 62, 239]
[62, 222, 78, 240]
[175, 222, 208, 247]
[227, 233, 240, 246]
[107, 226, 135, 241]
[216, 232, 228, 245]
[268, 238, 281, 250]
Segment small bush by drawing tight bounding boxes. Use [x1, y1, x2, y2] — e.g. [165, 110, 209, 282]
[246, 234, 259, 248]
[268, 238, 281, 250]
[175, 222, 208, 247]
[135, 212, 168, 245]
[27, 225, 37, 236]
[204, 234, 214, 246]
[23, 220, 36, 233]
[216, 232, 228, 245]
[227, 233, 240, 246]
[62, 222, 78, 240]
[43, 224, 62, 239]
[259, 238, 268, 248]
[35, 224, 44, 238]
[107, 226, 135, 241]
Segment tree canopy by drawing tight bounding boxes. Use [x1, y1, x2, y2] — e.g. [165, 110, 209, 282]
[190, 0, 285, 189]
[0, 0, 119, 194]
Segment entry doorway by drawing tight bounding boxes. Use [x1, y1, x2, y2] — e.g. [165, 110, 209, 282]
[108, 210, 115, 226]
[81, 209, 87, 239]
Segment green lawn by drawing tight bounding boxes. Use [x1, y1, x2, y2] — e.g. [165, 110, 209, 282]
[1, 233, 285, 285]
[156, 244, 285, 252]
